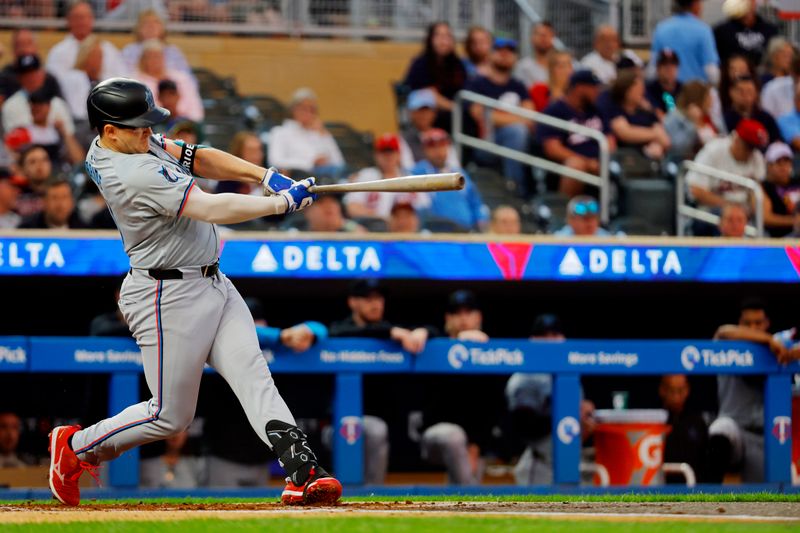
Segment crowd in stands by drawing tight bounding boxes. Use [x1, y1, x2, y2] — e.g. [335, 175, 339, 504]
[1, 0, 800, 237]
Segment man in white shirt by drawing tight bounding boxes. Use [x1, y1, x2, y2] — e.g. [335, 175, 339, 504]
[580, 25, 642, 85]
[513, 21, 556, 88]
[2, 55, 74, 137]
[761, 56, 800, 120]
[267, 88, 345, 176]
[687, 118, 767, 209]
[45, 1, 128, 81]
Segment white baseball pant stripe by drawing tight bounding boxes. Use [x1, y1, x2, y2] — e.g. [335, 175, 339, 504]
[70, 269, 295, 464]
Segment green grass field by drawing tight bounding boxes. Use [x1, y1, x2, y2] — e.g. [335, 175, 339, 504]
[3, 517, 799, 533]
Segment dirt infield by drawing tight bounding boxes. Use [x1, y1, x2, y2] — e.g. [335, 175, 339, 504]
[1, 501, 799, 524]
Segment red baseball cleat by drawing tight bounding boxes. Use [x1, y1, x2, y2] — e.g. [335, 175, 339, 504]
[48, 425, 100, 507]
[281, 466, 342, 506]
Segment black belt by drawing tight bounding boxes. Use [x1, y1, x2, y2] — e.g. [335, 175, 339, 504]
[134, 261, 219, 280]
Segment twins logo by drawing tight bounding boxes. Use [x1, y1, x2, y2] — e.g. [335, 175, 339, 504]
[680, 345, 701, 371]
[447, 344, 470, 370]
[556, 416, 580, 445]
[339, 416, 363, 445]
[772, 416, 792, 445]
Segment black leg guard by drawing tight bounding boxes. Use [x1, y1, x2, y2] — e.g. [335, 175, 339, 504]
[266, 420, 318, 485]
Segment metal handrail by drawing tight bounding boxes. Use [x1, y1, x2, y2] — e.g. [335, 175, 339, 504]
[453, 90, 611, 223]
[677, 160, 765, 238]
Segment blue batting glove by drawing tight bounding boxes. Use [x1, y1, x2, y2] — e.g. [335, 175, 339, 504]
[280, 177, 317, 213]
[261, 166, 295, 195]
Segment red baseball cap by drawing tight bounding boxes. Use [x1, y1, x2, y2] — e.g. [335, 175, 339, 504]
[374, 133, 400, 152]
[735, 119, 769, 149]
[4, 127, 31, 151]
[421, 128, 450, 146]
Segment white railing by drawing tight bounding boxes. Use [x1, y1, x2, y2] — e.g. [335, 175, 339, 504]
[453, 90, 611, 223]
[677, 160, 765, 238]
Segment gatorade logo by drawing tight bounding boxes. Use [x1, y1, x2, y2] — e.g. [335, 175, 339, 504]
[637, 435, 663, 469]
[680, 345, 701, 371]
[556, 416, 580, 445]
[447, 344, 470, 370]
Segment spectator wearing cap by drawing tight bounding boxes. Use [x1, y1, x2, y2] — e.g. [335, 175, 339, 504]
[723, 76, 781, 145]
[45, 1, 128, 81]
[537, 70, 614, 197]
[0, 30, 62, 101]
[489, 205, 522, 235]
[759, 142, 800, 237]
[0, 169, 21, 228]
[513, 21, 556, 89]
[761, 53, 800, 120]
[2, 55, 74, 140]
[411, 128, 488, 231]
[344, 133, 429, 221]
[402, 22, 467, 133]
[554, 195, 611, 237]
[134, 39, 203, 122]
[464, 37, 534, 196]
[122, 10, 194, 83]
[26, 89, 85, 168]
[686, 119, 767, 210]
[580, 25, 642, 86]
[650, 0, 719, 84]
[646, 49, 682, 119]
[505, 314, 597, 485]
[529, 50, 574, 113]
[299, 195, 365, 233]
[19, 177, 85, 230]
[328, 279, 433, 484]
[601, 70, 671, 159]
[413, 289, 491, 486]
[718, 202, 749, 238]
[267, 87, 345, 177]
[462, 26, 493, 79]
[388, 202, 422, 233]
[714, 0, 778, 67]
[665, 81, 721, 160]
[399, 89, 460, 170]
[15, 145, 51, 218]
[778, 82, 800, 152]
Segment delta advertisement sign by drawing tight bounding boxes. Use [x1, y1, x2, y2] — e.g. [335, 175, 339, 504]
[2, 236, 800, 283]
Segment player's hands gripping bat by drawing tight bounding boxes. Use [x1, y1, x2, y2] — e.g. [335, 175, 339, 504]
[280, 177, 317, 213]
[261, 166, 295, 195]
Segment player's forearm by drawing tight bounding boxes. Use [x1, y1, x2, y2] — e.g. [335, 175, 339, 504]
[193, 147, 265, 184]
[713, 325, 773, 344]
[184, 192, 287, 224]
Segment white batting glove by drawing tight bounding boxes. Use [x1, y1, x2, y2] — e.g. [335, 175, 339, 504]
[261, 167, 295, 195]
[279, 177, 317, 213]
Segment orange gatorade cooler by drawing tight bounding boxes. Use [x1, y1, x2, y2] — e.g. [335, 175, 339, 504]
[593, 409, 671, 486]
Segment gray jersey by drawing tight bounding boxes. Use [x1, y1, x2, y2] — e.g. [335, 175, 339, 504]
[85, 134, 218, 269]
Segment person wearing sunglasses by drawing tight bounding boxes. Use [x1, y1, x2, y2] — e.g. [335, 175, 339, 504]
[553, 195, 611, 236]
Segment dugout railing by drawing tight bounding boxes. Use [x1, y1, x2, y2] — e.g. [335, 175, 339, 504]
[452, 90, 612, 224]
[1, 336, 796, 489]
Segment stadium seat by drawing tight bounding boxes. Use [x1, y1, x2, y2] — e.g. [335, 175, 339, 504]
[618, 178, 675, 235]
[324, 121, 375, 170]
[422, 216, 470, 233]
[192, 67, 238, 101]
[352, 216, 389, 233]
[527, 191, 570, 233]
[608, 216, 659, 236]
[243, 94, 290, 130]
[613, 148, 662, 180]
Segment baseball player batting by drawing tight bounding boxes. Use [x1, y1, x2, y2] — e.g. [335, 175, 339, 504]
[48, 78, 340, 506]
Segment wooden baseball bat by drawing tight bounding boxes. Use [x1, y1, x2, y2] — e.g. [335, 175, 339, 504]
[307, 173, 465, 194]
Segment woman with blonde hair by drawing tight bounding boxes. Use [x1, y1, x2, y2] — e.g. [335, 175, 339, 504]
[134, 39, 203, 121]
[216, 131, 265, 195]
[529, 49, 574, 111]
[122, 10, 193, 78]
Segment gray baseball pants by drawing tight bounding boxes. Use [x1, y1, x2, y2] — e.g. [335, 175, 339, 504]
[70, 268, 295, 464]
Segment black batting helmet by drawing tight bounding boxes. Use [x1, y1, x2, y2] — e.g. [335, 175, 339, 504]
[87, 77, 170, 130]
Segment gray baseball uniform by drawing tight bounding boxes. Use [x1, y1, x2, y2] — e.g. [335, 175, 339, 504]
[70, 134, 295, 464]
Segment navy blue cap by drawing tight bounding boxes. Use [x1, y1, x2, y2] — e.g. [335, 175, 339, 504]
[569, 69, 602, 88]
[493, 37, 518, 51]
[531, 314, 563, 337]
[349, 278, 386, 298]
[447, 289, 479, 312]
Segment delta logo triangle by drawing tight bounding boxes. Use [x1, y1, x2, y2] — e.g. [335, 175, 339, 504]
[559, 248, 584, 276]
[252, 244, 279, 273]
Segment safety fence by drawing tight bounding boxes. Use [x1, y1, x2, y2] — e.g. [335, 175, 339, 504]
[454, 90, 612, 224]
[1, 336, 796, 488]
[677, 160, 765, 238]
